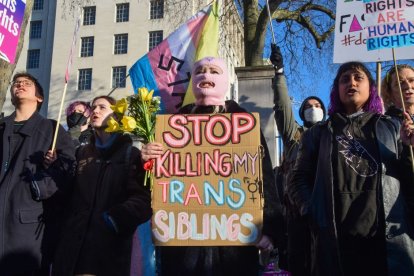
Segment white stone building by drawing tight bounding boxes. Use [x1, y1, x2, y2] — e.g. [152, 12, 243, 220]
[4, 0, 244, 120]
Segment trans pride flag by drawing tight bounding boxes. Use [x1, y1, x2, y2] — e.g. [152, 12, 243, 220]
[129, 1, 219, 114]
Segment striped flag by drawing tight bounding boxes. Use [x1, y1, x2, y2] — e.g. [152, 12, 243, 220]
[129, 1, 219, 114]
[65, 8, 81, 83]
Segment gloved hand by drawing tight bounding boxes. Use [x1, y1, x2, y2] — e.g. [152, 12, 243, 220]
[270, 43, 284, 72]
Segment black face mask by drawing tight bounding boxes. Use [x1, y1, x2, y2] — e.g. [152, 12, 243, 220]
[67, 112, 88, 129]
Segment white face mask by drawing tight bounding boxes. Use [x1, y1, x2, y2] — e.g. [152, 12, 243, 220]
[304, 107, 324, 124]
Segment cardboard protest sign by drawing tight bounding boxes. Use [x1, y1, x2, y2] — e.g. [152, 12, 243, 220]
[333, 0, 413, 63]
[363, 0, 414, 50]
[0, 0, 26, 63]
[152, 113, 264, 246]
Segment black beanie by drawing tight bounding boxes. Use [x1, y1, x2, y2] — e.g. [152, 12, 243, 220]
[299, 96, 326, 128]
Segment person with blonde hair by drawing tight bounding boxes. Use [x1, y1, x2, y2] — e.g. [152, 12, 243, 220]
[381, 64, 414, 195]
[381, 64, 414, 118]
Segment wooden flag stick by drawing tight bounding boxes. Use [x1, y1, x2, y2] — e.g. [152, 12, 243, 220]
[376, 62, 381, 96]
[51, 82, 68, 152]
[392, 48, 414, 171]
[265, 0, 276, 44]
[50, 8, 81, 152]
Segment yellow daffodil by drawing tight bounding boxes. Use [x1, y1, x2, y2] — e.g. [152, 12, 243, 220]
[138, 87, 154, 102]
[110, 98, 128, 114]
[121, 116, 137, 132]
[105, 117, 121, 133]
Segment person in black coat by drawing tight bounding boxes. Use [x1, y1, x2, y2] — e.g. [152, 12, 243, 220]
[53, 96, 152, 276]
[270, 44, 326, 275]
[290, 62, 414, 276]
[142, 57, 283, 276]
[0, 72, 75, 275]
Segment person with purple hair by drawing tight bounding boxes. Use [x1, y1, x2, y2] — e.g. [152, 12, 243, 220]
[65, 101, 93, 146]
[289, 62, 414, 276]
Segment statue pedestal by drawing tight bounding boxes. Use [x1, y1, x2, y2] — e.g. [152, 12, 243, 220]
[235, 65, 280, 168]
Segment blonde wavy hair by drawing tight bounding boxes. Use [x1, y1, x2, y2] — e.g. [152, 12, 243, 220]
[381, 64, 414, 110]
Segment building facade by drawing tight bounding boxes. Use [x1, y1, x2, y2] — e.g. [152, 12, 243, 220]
[3, 0, 244, 120]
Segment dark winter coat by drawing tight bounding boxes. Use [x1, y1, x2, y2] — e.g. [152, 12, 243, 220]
[68, 125, 94, 147]
[290, 113, 414, 276]
[53, 134, 152, 276]
[385, 106, 414, 200]
[158, 100, 283, 276]
[0, 111, 75, 275]
[272, 74, 326, 215]
[272, 72, 328, 275]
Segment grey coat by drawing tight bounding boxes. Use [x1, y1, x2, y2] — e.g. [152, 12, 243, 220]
[290, 113, 414, 276]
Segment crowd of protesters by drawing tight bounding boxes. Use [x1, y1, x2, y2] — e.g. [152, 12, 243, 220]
[0, 51, 413, 276]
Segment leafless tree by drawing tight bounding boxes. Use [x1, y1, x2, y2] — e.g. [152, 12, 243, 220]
[163, 0, 335, 95]
[241, 0, 335, 66]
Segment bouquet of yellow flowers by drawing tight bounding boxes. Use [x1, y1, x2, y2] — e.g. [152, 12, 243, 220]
[106, 87, 161, 187]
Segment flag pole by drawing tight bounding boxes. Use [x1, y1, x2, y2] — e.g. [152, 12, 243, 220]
[108, 74, 130, 96]
[376, 61, 381, 96]
[392, 48, 414, 171]
[51, 7, 81, 152]
[51, 83, 68, 151]
[392, 49, 405, 113]
[266, 0, 276, 44]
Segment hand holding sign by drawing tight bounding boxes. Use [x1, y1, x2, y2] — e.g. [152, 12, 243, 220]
[152, 113, 264, 246]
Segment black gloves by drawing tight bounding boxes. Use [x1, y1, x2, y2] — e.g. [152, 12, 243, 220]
[270, 44, 284, 72]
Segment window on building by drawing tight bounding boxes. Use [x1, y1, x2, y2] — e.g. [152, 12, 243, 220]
[112, 66, 127, 88]
[80, 36, 94, 57]
[116, 3, 129, 22]
[83, 6, 96, 26]
[27, 49, 40, 69]
[33, 0, 44, 10]
[150, 0, 164, 19]
[148, 31, 163, 50]
[114, 34, 128, 54]
[29, 21, 42, 39]
[78, 69, 92, 90]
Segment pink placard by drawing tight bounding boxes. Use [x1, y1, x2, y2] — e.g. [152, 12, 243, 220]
[0, 0, 26, 64]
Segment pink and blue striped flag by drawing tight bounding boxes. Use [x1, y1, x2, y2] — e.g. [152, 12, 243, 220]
[129, 1, 219, 114]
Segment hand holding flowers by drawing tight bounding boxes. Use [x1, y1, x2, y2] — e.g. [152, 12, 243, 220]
[105, 87, 161, 187]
